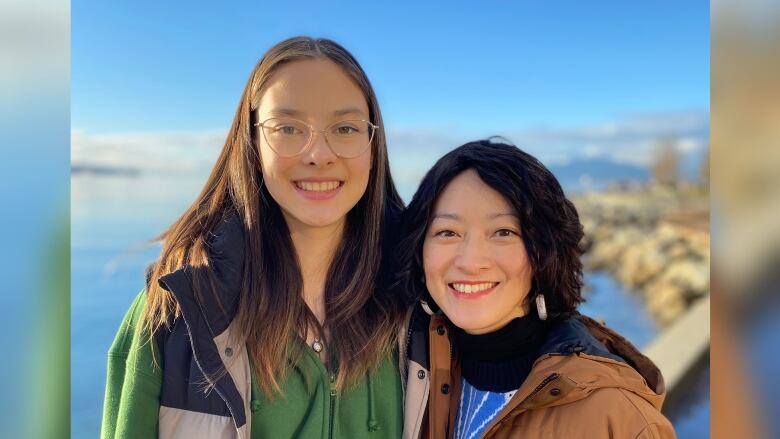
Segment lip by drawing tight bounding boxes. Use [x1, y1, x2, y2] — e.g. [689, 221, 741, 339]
[295, 177, 343, 182]
[448, 281, 499, 300]
[292, 179, 344, 200]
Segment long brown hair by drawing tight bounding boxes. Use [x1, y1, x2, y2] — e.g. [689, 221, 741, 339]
[141, 36, 405, 396]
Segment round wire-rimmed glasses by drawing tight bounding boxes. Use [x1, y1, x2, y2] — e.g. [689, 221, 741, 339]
[254, 117, 379, 158]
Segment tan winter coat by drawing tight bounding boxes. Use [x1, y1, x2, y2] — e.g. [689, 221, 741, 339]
[400, 304, 676, 439]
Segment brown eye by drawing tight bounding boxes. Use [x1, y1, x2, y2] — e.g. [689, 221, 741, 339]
[434, 230, 458, 238]
[336, 125, 358, 135]
[495, 229, 518, 237]
[332, 122, 361, 136]
[276, 125, 302, 135]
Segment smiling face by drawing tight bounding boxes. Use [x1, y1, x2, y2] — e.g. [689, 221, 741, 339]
[256, 58, 372, 231]
[422, 170, 534, 334]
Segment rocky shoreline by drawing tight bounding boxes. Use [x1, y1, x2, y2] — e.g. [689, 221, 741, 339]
[573, 187, 710, 326]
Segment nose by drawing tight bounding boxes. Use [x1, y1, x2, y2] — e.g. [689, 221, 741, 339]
[454, 235, 492, 274]
[302, 130, 337, 168]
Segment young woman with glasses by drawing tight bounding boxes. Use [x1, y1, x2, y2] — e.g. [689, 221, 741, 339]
[102, 36, 406, 438]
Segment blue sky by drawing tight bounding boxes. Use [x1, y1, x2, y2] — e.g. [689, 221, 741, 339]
[72, 0, 709, 180]
[73, 1, 708, 131]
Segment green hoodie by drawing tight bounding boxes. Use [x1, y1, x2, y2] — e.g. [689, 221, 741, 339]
[102, 290, 403, 439]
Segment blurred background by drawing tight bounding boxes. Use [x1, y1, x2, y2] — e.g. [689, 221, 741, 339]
[20, 0, 780, 437]
[69, 2, 710, 438]
[710, 1, 780, 438]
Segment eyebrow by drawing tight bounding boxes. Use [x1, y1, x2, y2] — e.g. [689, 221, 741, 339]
[490, 212, 520, 220]
[431, 212, 519, 221]
[268, 108, 305, 117]
[432, 213, 460, 220]
[333, 107, 367, 117]
[266, 107, 367, 118]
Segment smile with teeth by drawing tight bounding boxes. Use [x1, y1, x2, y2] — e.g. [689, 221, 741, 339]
[450, 282, 498, 294]
[295, 181, 343, 192]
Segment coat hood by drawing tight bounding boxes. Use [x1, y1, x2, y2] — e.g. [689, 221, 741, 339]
[517, 314, 666, 412]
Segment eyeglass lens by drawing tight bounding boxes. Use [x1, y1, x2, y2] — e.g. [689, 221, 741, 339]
[260, 118, 374, 158]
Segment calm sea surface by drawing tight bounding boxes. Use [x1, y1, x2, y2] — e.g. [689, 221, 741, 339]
[72, 173, 708, 438]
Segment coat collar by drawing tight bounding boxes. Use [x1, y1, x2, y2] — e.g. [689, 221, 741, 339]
[538, 314, 625, 362]
[157, 212, 246, 336]
[154, 213, 249, 431]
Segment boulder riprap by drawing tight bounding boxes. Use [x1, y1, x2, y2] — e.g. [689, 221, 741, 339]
[574, 188, 710, 326]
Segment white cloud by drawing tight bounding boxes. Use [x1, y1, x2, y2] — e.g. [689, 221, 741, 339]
[71, 129, 226, 174]
[503, 110, 709, 166]
[71, 110, 709, 180]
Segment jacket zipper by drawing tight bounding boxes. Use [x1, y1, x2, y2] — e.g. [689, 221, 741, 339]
[480, 373, 561, 438]
[177, 310, 244, 438]
[329, 372, 336, 438]
[405, 323, 413, 358]
[519, 373, 561, 405]
[403, 318, 413, 367]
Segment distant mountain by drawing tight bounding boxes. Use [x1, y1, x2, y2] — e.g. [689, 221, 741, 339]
[549, 158, 650, 192]
[71, 164, 141, 177]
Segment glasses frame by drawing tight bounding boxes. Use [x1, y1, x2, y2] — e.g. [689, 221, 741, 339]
[253, 117, 380, 159]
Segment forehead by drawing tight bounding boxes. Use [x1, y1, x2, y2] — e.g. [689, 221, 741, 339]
[258, 58, 369, 118]
[432, 170, 516, 218]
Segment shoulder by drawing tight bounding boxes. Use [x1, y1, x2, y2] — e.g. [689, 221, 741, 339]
[560, 387, 675, 438]
[609, 387, 676, 438]
[581, 386, 661, 418]
[108, 289, 149, 358]
[542, 314, 667, 396]
[106, 289, 163, 385]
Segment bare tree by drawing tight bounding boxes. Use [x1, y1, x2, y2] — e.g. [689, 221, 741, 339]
[652, 138, 680, 187]
[699, 147, 710, 189]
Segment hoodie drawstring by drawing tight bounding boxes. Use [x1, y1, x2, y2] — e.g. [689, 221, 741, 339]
[367, 372, 379, 432]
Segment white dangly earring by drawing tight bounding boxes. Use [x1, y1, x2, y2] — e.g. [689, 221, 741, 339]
[535, 294, 548, 321]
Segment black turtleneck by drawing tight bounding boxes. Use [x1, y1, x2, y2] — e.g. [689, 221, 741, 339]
[452, 314, 550, 393]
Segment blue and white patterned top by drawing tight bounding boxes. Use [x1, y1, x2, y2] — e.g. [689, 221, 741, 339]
[454, 378, 517, 439]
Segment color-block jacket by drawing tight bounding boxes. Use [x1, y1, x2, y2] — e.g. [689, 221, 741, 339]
[102, 213, 404, 439]
[400, 303, 677, 439]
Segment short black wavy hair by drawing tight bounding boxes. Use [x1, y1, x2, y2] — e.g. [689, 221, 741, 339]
[396, 139, 585, 320]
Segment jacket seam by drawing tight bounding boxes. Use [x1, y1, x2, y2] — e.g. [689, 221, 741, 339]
[632, 422, 662, 439]
[129, 368, 163, 383]
[617, 387, 654, 430]
[107, 353, 129, 359]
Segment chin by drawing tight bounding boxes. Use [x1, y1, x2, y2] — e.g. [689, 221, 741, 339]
[446, 312, 492, 332]
[296, 211, 347, 229]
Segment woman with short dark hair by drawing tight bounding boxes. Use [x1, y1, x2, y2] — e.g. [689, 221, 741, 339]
[397, 139, 675, 438]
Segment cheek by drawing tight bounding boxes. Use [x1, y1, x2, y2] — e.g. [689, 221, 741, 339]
[350, 154, 372, 186]
[258, 144, 276, 176]
[259, 148, 290, 180]
[499, 246, 533, 286]
[421, 242, 439, 279]
[259, 154, 295, 203]
[422, 243, 451, 289]
[422, 242, 432, 275]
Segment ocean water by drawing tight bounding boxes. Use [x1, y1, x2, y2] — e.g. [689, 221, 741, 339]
[72, 173, 707, 438]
